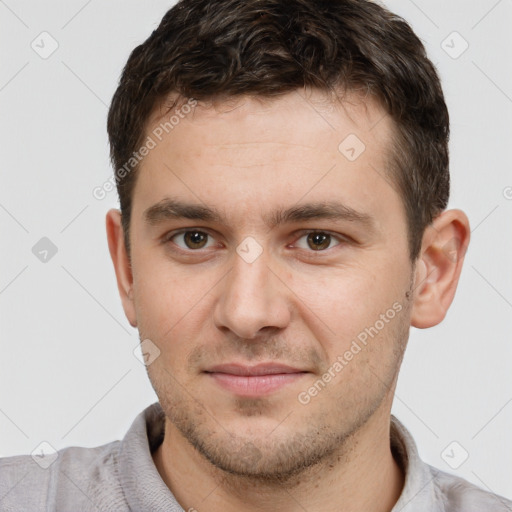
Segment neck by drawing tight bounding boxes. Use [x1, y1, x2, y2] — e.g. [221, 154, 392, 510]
[152, 404, 404, 512]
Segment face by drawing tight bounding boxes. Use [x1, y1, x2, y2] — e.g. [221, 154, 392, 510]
[126, 89, 414, 479]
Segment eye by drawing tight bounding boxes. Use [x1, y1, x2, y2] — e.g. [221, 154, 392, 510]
[167, 230, 216, 250]
[294, 231, 343, 251]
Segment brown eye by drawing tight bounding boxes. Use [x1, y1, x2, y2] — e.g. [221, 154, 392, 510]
[306, 232, 332, 251]
[170, 230, 212, 250]
[184, 231, 208, 249]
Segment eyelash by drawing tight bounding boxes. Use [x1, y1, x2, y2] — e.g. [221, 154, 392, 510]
[163, 229, 349, 254]
[291, 230, 347, 252]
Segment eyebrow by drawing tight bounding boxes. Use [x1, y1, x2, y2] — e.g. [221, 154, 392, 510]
[143, 197, 375, 231]
[267, 202, 374, 230]
[144, 199, 221, 225]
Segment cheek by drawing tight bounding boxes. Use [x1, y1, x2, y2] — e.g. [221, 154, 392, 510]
[133, 267, 218, 370]
[292, 259, 408, 355]
[133, 255, 203, 329]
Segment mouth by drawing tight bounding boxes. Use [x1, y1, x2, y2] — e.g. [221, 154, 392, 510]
[204, 363, 309, 397]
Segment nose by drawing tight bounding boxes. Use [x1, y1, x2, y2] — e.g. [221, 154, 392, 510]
[213, 245, 291, 340]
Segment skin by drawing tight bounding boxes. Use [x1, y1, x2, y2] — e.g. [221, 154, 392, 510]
[106, 88, 470, 512]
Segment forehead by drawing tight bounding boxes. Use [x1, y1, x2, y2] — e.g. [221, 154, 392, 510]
[146, 88, 391, 147]
[132, 88, 403, 233]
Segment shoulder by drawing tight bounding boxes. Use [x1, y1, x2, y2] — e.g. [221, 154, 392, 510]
[0, 440, 129, 512]
[390, 416, 512, 512]
[429, 465, 512, 512]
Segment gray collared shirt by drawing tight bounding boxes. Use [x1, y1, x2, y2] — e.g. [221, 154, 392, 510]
[1, 402, 511, 511]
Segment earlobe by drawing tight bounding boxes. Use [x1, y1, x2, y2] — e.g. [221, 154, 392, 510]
[410, 209, 470, 329]
[105, 209, 138, 328]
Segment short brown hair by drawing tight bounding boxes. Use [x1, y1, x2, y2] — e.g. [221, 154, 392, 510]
[107, 0, 450, 261]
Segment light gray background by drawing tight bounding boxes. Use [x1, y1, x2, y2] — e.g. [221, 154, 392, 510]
[1, 0, 511, 501]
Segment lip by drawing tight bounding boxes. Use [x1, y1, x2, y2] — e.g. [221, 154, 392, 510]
[205, 363, 305, 376]
[204, 363, 308, 397]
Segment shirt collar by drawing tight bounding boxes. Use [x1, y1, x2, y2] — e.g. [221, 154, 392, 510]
[390, 414, 442, 511]
[118, 402, 182, 511]
[118, 402, 441, 511]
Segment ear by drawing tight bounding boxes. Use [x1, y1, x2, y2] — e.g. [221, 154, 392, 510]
[410, 209, 470, 329]
[106, 209, 137, 328]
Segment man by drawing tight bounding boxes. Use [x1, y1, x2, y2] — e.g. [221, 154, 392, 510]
[1, 0, 511, 510]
